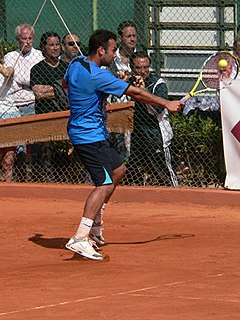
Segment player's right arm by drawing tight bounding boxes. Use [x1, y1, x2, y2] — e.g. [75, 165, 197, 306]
[125, 85, 184, 114]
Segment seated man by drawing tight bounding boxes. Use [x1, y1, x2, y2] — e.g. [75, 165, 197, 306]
[129, 51, 178, 186]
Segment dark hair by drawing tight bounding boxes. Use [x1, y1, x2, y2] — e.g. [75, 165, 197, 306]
[40, 31, 60, 48]
[88, 29, 117, 55]
[117, 21, 137, 36]
[62, 33, 79, 44]
[62, 34, 68, 44]
[130, 50, 150, 69]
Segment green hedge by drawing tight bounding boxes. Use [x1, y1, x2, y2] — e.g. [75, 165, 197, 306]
[170, 110, 225, 187]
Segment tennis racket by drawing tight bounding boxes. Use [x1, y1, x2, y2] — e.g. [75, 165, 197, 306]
[181, 51, 239, 103]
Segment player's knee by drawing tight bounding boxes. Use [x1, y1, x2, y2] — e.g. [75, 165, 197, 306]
[115, 163, 127, 180]
[98, 183, 115, 197]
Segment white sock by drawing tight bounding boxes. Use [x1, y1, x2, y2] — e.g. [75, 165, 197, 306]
[75, 217, 94, 239]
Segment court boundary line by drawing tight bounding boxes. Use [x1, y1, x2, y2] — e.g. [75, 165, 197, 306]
[0, 273, 229, 317]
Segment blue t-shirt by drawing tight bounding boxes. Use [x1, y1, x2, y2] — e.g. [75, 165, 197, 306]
[64, 56, 129, 144]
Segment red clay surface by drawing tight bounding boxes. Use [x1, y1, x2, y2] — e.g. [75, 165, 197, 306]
[1, 183, 240, 320]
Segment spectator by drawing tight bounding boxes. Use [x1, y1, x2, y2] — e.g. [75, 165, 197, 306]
[4, 23, 44, 115]
[30, 32, 69, 181]
[112, 20, 138, 74]
[129, 51, 178, 186]
[109, 21, 139, 162]
[3, 23, 44, 181]
[61, 33, 81, 63]
[30, 31, 69, 114]
[0, 46, 20, 182]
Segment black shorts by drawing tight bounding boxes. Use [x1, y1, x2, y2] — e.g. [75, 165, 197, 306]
[74, 140, 123, 186]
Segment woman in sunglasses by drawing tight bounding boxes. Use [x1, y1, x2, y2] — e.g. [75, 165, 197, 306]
[61, 34, 81, 63]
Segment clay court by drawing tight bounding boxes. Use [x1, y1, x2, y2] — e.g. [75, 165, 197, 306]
[0, 183, 240, 319]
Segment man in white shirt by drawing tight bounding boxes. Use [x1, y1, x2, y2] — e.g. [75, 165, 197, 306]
[0, 49, 20, 182]
[3, 24, 44, 180]
[4, 23, 44, 116]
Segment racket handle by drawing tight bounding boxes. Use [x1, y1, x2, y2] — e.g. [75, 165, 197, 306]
[180, 94, 191, 103]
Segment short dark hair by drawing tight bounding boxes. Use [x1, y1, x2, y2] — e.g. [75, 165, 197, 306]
[130, 50, 150, 69]
[40, 31, 60, 48]
[88, 29, 117, 55]
[62, 34, 69, 44]
[62, 33, 79, 44]
[117, 21, 137, 36]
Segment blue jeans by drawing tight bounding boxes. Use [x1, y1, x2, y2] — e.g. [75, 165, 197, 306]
[18, 103, 35, 117]
[17, 103, 36, 160]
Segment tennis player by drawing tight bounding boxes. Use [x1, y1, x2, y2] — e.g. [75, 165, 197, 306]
[64, 29, 183, 260]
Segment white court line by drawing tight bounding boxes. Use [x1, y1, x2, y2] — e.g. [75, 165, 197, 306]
[128, 293, 240, 304]
[113, 286, 159, 295]
[0, 287, 159, 316]
[177, 296, 240, 303]
[164, 273, 223, 286]
[0, 296, 105, 316]
[0, 273, 227, 317]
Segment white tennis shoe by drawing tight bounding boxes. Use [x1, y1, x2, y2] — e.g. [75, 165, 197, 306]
[65, 236, 104, 260]
[90, 226, 106, 246]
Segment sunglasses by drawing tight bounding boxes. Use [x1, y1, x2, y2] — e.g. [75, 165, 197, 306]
[66, 41, 81, 47]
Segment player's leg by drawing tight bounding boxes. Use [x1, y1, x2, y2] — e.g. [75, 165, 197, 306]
[90, 144, 126, 245]
[66, 140, 125, 260]
[66, 184, 113, 260]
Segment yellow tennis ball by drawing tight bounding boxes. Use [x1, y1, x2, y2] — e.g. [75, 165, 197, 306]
[218, 59, 228, 69]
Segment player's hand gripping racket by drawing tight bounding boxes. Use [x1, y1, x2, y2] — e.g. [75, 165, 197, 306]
[181, 51, 239, 103]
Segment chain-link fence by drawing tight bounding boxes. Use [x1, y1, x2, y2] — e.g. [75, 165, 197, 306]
[0, 0, 238, 187]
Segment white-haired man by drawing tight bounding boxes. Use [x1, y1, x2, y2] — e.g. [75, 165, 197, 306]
[3, 23, 44, 116]
[3, 23, 44, 180]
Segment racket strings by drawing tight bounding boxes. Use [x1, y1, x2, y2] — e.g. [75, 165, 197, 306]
[202, 58, 221, 89]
